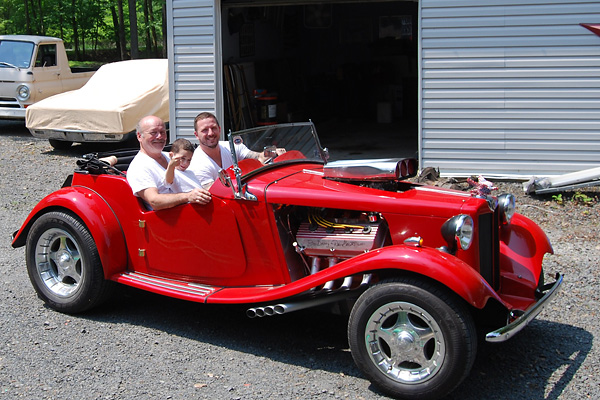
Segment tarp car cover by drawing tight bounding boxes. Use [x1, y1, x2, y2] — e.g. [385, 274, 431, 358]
[26, 58, 168, 134]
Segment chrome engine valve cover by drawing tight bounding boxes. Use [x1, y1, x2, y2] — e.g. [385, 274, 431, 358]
[296, 222, 379, 257]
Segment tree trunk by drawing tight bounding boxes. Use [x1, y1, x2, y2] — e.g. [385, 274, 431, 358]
[58, 0, 64, 38]
[142, 0, 151, 56]
[37, 0, 44, 35]
[148, 0, 158, 57]
[117, 0, 127, 60]
[28, 0, 38, 33]
[24, 0, 31, 34]
[128, 0, 139, 59]
[162, 2, 167, 58]
[71, 0, 80, 60]
[111, 6, 121, 57]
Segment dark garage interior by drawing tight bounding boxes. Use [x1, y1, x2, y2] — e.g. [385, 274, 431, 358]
[220, 0, 418, 159]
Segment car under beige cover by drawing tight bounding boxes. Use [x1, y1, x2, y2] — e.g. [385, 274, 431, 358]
[26, 58, 168, 135]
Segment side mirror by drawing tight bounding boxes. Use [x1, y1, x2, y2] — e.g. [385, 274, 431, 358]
[218, 169, 232, 187]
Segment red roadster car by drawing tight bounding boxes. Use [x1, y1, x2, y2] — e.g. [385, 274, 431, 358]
[12, 122, 562, 400]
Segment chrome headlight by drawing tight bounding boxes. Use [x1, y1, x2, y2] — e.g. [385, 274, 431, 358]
[17, 84, 30, 101]
[441, 215, 474, 253]
[497, 194, 516, 224]
[486, 195, 498, 211]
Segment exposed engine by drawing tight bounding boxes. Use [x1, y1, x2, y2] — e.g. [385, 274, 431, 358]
[274, 205, 389, 283]
[251, 206, 388, 318]
[295, 209, 380, 258]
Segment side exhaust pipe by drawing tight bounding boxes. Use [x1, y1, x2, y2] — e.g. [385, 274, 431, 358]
[246, 276, 371, 318]
[247, 295, 343, 318]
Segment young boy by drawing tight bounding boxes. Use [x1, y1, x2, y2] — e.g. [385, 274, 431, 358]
[166, 138, 203, 193]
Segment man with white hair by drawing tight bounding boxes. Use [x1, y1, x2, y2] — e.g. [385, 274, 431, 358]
[126, 115, 211, 210]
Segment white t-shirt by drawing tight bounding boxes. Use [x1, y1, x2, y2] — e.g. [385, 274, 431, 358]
[173, 168, 202, 192]
[127, 151, 174, 196]
[188, 141, 252, 188]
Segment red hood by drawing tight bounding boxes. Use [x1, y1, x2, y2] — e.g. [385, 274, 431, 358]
[254, 166, 483, 219]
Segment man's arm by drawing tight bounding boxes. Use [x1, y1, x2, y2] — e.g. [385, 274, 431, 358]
[247, 147, 286, 164]
[137, 187, 211, 211]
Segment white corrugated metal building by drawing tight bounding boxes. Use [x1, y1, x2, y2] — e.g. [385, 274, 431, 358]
[166, 0, 600, 178]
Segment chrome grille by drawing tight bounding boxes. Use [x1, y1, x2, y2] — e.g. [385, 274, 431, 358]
[478, 211, 500, 290]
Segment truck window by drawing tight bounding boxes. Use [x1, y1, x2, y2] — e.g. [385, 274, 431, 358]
[0, 40, 34, 68]
[35, 44, 57, 67]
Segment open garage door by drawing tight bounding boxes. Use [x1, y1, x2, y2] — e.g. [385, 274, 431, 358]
[220, 0, 418, 160]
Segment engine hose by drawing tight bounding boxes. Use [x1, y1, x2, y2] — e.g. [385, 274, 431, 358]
[308, 212, 365, 230]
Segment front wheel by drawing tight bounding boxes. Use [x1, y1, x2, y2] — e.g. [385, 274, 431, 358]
[25, 211, 114, 313]
[348, 277, 477, 400]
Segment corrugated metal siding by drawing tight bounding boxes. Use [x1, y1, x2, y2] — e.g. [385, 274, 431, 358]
[421, 0, 600, 178]
[167, 0, 219, 142]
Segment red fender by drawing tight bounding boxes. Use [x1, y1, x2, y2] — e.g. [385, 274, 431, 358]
[498, 213, 553, 301]
[207, 245, 504, 309]
[500, 213, 553, 271]
[342, 246, 504, 309]
[11, 186, 127, 279]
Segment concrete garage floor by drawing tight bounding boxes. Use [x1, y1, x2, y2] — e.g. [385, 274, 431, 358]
[315, 120, 418, 162]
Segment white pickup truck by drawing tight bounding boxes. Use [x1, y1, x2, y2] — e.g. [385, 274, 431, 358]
[0, 35, 95, 119]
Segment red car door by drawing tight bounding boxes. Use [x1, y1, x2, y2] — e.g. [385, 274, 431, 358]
[133, 197, 247, 280]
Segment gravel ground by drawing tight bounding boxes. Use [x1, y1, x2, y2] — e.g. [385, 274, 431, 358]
[1, 119, 599, 400]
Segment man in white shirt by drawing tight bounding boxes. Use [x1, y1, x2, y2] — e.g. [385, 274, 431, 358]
[188, 112, 285, 188]
[126, 115, 211, 210]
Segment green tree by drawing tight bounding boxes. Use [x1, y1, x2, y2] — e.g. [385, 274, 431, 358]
[0, 0, 164, 61]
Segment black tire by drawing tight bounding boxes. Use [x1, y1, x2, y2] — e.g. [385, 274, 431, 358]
[348, 277, 477, 400]
[48, 139, 73, 150]
[25, 211, 114, 313]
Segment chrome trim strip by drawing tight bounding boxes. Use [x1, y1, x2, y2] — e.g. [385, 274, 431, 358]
[323, 158, 416, 180]
[486, 273, 563, 342]
[119, 272, 217, 296]
[324, 158, 398, 180]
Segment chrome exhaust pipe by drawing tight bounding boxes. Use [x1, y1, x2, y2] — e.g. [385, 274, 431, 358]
[246, 292, 355, 318]
[264, 306, 275, 316]
[246, 274, 373, 318]
[310, 256, 321, 275]
[360, 273, 372, 287]
[322, 280, 336, 291]
[246, 305, 278, 318]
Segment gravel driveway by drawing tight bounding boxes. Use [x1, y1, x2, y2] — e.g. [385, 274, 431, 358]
[1, 119, 598, 400]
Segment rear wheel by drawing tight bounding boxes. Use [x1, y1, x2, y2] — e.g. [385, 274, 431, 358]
[348, 277, 477, 400]
[25, 211, 113, 313]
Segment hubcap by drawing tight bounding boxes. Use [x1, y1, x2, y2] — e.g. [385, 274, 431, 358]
[365, 301, 445, 384]
[34, 228, 83, 297]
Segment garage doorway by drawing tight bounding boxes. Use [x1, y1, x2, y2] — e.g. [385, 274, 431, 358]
[220, 0, 418, 160]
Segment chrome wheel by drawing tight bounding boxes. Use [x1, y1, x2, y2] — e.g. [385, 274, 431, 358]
[26, 211, 114, 313]
[365, 301, 445, 384]
[34, 227, 83, 298]
[348, 278, 477, 400]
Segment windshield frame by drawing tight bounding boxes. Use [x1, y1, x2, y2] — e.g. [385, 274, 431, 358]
[227, 121, 328, 180]
[219, 122, 328, 201]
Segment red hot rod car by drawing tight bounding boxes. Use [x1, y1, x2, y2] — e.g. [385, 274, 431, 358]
[12, 122, 562, 400]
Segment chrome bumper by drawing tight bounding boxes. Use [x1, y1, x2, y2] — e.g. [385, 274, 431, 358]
[0, 107, 26, 119]
[28, 128, 134, 143]
[486, 273, 563, 343]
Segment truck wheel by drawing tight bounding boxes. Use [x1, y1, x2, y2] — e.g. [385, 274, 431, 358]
[49, 139, 73, 150]
[348, 277, 477, 400]
[25, 211, 114, 313]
